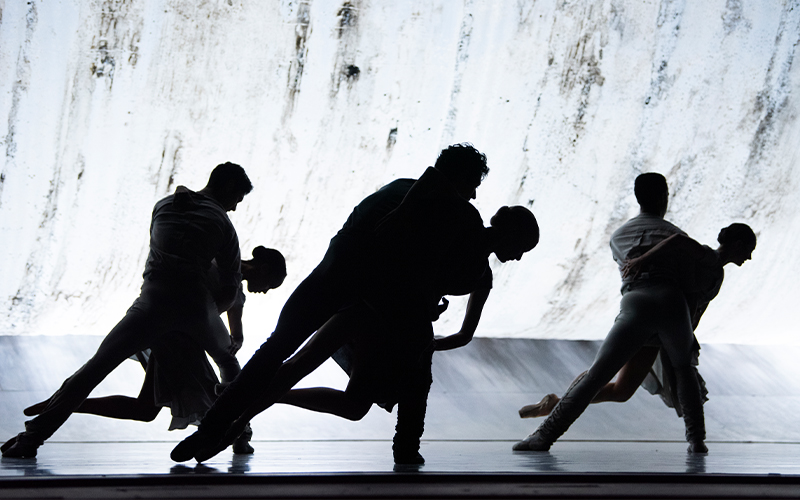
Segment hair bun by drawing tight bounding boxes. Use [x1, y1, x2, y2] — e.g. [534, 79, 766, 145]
[252, 245, 269, 260]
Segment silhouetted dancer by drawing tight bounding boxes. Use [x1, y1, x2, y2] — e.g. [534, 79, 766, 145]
[512, 172, 713, 454]
[22, 247, 286, 454]
[519, 224, 755, 419]
[171, 144, 507, 464]
[2, 163, 253, 459]
[200, 205, 538, 465]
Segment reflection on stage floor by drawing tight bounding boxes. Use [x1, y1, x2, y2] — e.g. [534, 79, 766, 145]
[2, 441, 800, 499]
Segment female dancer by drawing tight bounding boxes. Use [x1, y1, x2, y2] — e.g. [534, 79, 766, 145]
[23, 247, 286, 452]
[517, 223, 755, 419]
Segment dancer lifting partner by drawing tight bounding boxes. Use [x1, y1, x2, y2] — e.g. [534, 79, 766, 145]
[22, 247, 286, 454]
[513, 172, 720, 454]
[2, 163, 253, 458]
[518, 223, 755, 420]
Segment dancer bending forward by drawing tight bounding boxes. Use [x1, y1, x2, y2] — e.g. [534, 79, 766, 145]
[513, 173, 752, 454]
[23, 247, 286, 453]
[518, 223, 755, 421]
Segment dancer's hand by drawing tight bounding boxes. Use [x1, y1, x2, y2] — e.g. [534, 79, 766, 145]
[229, 335, 243, 355]
[621, 257, 644, 279]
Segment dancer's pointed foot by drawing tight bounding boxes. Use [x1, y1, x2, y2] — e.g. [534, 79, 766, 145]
[23, 401, 49, 417]
[171, 430, 217, 463]
[687, 441, 708, 453]
[1, 434, 39, 459]
[512, 430, 552, 452]
[518, 394, 559, 418]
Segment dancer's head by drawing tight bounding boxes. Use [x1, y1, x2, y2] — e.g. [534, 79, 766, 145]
[243, 246, 287, 293]
[634, 173, 668, 217]
[717, 223, 756, 267]
[204, 162, 253, 211]
[434, 143, 489, 200]
[489, 206, 539, 262]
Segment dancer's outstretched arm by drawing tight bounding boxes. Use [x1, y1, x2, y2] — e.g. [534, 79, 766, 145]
[622, 234, 705, 278]
[434, 287, 491, 351]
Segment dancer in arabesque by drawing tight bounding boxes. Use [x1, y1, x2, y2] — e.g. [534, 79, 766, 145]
[513, 172, 715, 453]
[2, 163, 253, 459]
[518, 223, 755, 420]
[205, 205, 538, 465]
[22, 247, 286, 454]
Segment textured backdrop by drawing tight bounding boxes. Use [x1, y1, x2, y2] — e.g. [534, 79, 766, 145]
[1, 0, 798, 347]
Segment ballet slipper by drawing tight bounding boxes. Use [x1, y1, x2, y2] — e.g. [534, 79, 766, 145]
[511, 430, 552, 452]
[171, 430, 217, 463]
[394, 449, 425, 465]
[687, 441, 708, 453]
[194, 419, 246, 462]
[518, 394, 559, 419]
[1, 434, 39, 458]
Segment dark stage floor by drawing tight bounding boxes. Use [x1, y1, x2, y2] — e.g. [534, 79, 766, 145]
[1, 440, 800, 499]
[4, 338, 800, 498]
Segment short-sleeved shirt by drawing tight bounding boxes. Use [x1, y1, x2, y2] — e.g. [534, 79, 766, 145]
[143, 186, 242, 292]
[610, 213, 687, 291]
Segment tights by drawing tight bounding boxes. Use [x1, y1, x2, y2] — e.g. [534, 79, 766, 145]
[538, 282, 705, 444]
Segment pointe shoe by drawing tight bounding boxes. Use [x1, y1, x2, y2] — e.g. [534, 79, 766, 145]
[1, 434, 39, 459]
[687, 441, 708, 453]
[512, 430, 552, 452]
[519, 394, 559, 418]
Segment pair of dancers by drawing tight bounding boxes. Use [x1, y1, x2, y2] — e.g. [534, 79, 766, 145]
[514, 173, 756, 453]
[3, 163, 281, 458]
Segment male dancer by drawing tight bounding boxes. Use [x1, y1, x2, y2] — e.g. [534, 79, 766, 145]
[2, 163, 253, 458]
[172, 144, 493, 463]
[513, 172, 708, 453]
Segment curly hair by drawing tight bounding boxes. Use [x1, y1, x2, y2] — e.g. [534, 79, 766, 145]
[434, 143, 489, 186]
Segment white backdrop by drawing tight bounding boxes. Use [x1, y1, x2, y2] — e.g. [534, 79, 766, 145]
[1, 0, 799, 350]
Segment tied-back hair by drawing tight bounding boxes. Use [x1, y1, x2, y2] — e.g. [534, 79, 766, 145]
[252, 246, 286, 276]
[208, 162, 253, 195]
[491, 206, 540, 250]
[718, 223, 756, 249]
[434, 143, 490, 186]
